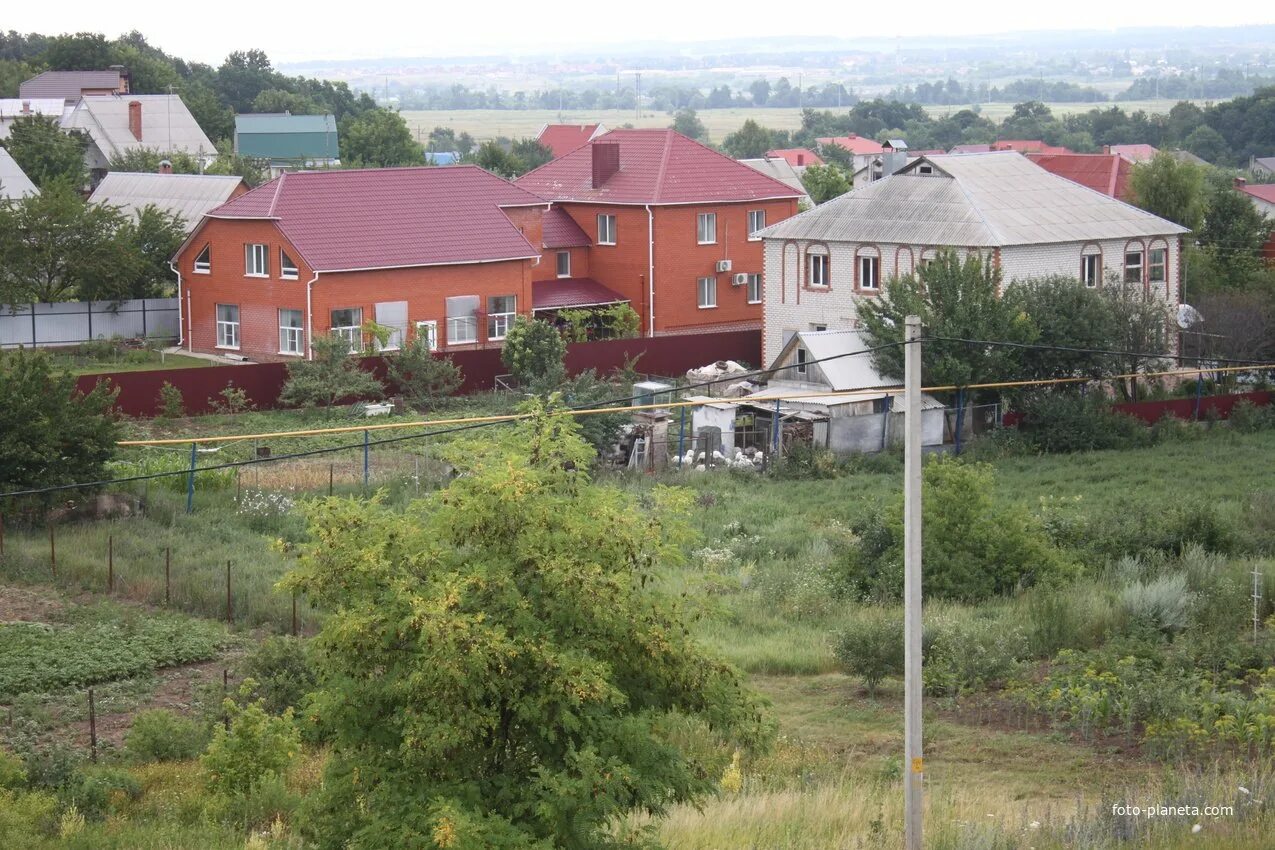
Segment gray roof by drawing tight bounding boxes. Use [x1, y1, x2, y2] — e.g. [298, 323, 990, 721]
[1251, 156, 1275, 172]
[62, 95, 215, 161]
[0, 99, 73, 140]
[0, 147, 38, 200]
[19, 70, 123, 99]
[759, 151, 1189, 247]
[235, 113, 338, 134]
[738, 157, 810, 204]
[89, 172, 246, 232]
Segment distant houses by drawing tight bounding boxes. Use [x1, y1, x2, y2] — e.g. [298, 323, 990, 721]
[1026, 152, 1134, 199]
[234, 113, 340, 176]
[535, 123, 606, 158]
[62, 95, 215, 180]
[19, 68, 130, 102]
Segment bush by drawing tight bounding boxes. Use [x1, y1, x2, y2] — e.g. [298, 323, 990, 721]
[774, 443, 840, 479]
[200, 683, 299, 797]
[156, 381, 185, 419]
[1229, 399, 1274, 433]
[1118, 572, 1193, 636]
[279, 335, 384, 408]
[125, 709, 210, 762]
[1023, 590, 1083, 658]
[60, 766, 141, 821]
[924, 615, 1025, 696]
[240, 637, 317, 717]
[1014, 391, 1149, 453]
[500, 316, 566, 391]
[833, 609, 904, 697]
[0, 790, 58, 843]
[208, 382, 254, 414]
[0, 749, 27, 790]
[384, 336, 463, 411]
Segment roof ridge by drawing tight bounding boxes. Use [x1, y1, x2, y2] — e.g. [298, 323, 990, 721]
[652, 130, 674, 204]
[267, 172, 286, 218]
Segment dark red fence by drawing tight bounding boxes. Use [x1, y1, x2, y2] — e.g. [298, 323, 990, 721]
[78, 330, 762, 418]
[1112, 390, 1271, 424]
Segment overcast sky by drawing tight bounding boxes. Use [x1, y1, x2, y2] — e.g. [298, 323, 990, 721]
[7, 1, 1273, 65]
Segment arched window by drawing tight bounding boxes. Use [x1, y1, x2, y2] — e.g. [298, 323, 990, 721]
[806, 244, 830, 288]
[855, 245, 881, 292]
[895, 246, 914, 278]
[1147, 238, 1169, 293]
[1081, 243, 1103, 288]
[1123, 239, 1146, 285]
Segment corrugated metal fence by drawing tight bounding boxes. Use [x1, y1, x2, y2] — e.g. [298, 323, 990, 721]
[0, 299, 179, 349]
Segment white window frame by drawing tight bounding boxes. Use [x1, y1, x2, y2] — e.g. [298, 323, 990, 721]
[245, 243, 268, 278]
[747, 209, 766, 241]
[280, 249, 299, 280]
[597, 214, 616, 245]
[808, 253, 829, 287]
[796, 347, 808, 376]
[697, 212, 717, 245]
[1124, 250, 1144, 284]
[415, 320, 439, 352]
[193, 244, 211, 274]
[278, 308, 304, 356]
[1081, 253, 1102, 288]
[330, 307, 363, 353]
[859, 255, 880, 291]
[215, 303, 240, 350]
[746, 273, 762, 304]
[697, 276, 717, 309]
[1148, 247, 1167, 283]
[487, 295, 517, 341]
[556, 250, 571, 278]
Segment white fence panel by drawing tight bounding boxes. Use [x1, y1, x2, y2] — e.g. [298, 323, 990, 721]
[1, 299, 178, 348]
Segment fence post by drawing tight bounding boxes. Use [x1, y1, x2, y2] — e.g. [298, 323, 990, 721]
[880, 395, 893, 452]
[164, 547, 171, 606]
[771, 398, 781, 453]
[222, 670, 230, 731]
[954, 388, 966, 456]
[225, 561, 233, 624]
[328, 464, 334, 497]
[141, 299, 148, 338]
[88, 689, 97, 763]
[0, 511, 5, 558]
[185, 441, 197, 514]
[1194, 372, 1204, 421]
[677, 405, 686, 470]
[107, 535, 114, 594]
[48, 524, 56, 578]
[363, 430, 370, 491]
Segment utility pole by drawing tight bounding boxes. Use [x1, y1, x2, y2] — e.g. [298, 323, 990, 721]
[903, 315, 924, 850]
[635, 72, 641, 122]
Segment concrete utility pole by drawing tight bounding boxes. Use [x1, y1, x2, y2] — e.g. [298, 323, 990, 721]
[903, 315, 924, 850]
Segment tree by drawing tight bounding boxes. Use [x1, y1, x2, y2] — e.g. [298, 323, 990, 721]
[500, 316, 566, 391]
[1196, 173, 1273, 287]
[42, 32, 113, 70]
[0, 348, 118, 499]
[1, 115, 87, 189]
[671, 108, 707, 141]
[204, 140, 268, 186]
[1003, 276, 1125, 381]
[800, 163, 852, 204]
[721, 118, 774, 159]
[1100, 278, 1173, 400]
[509, 137, 553, 173]
[473, 140, 520, 177]
[749, 79, 771, 106]
[1129, 152, 1208, 232]
[285, 402, 768, 850]
[107, 149, 201, 174]
[278, 334, 385, 408]
[383, 336, 463, 410]
[338, 109, 422, 168]
[251, 88, 318, 115]
[1183, 125, 1227, 164]
[116, 205, 188, 298]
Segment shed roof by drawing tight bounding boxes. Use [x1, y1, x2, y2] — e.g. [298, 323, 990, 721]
[759, 151, 1187, 247]
[19, 70, 122, 99]
[89, 172, 247, 232]
[0, 147, 38, 200]
[763, 329, 895, 391]
[62, 95, 215, 160]
[532, 277, 629, 311]
[737, 157, 810, 203]
[765, 147, 823, 167]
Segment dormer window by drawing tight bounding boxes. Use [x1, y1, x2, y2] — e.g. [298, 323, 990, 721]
[193, 245, 210, 273]
[281, 250, 298, 280]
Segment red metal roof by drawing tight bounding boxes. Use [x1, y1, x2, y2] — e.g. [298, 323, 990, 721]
[1026, 152, 1132, 199]
[206, 166, 547, 272]
[1106, 143, 1158, 162]
[541, 206, 591, 248]
[1238, 183, 1275, 204]
[536, 123, 602, 158]
[765, 147, 823, 167]
[532, 277, 629, 311]
[817, 135, 885, 155]
[515, 128, 801, 205]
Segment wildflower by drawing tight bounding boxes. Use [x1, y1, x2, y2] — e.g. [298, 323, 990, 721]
[1239, 786, 1251, 795]
[1028, 821, 1041, 830]
[1191, 824, 1202, 833]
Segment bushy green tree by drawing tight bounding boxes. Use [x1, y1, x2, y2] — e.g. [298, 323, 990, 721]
[339, 109, 422, 168]
[1197, 173, 1273, 288]
[1, 115, 87, 189]
[278, 334, 384, 408]
[0, 348, 118, 497]
[116, 204, 188, 297]
[800, 163, 851, 204]
[1129, 152, 1208, 232]
[671, 108, 707, 141]
[1004, 276, 1124, 381]
[384, 336, 463, 410]
[721, 118, 776, 159]
[200, 683, 299, 797]
[285, 401, 769, 850]
[500, 315, 566, 391]
[106, 148, 200, 174]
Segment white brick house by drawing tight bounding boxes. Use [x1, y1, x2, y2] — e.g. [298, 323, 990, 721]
[758, 151, 1189, 363]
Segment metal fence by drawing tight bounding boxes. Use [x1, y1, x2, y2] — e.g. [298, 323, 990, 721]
[0, 299, 179, 348]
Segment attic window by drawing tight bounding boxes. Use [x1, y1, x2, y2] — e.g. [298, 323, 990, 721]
[796, 347, 808, 376]
[281, 250, 298, 280]
[918, 165, 934, 175]
[193, 245, 210, 274]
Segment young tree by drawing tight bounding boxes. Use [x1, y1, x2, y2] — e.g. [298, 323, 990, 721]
[671, 108, 707, 141]
[721, 118, 775, 159]
[1003, 276, 1123, 381]
[1197, 173, 1273, 287]
[383, 336, 463, 411]
[286, 401, 769, 850]
[1, 115, 87, 189]
[339, 109, 423, 168]
[1129, 152, 1208, 232]
[116, 205, 188, 298]
[509, 138, 553, 173]
[800, 163, 852, 204]
[0, 348, 119, 498]
[501, 316, 566, 391]
[278, 334, 385, 408]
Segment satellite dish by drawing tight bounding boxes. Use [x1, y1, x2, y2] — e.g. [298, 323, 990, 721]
[1176, 304, 1203, 330]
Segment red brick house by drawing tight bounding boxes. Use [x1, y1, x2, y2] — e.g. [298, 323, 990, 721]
[173, 166, 553, 361]
[515, 128, 802, 336]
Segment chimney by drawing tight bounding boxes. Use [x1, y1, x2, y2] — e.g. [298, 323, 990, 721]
[591, 141, 620, 188]
[158, 159, 173, 175]
[110, 64, 130, 94]
[1103, 145, 1111, 155]
[797, 152, 805, 166]
[128, 100, 142, 141]
[1234, 176, 1248, 190]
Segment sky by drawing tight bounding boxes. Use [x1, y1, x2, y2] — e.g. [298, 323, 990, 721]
[6, 1, 1274, 65]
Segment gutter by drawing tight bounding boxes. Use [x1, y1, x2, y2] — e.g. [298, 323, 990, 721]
[305, 270, 319, 361]
[169, 261, 184, 348]
[646, 204, 655, 338]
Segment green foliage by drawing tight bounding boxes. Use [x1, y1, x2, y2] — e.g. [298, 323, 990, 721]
[117, 205, 188, 298]
[799, 163, 851, 204]
[61, 766, 141, 821]
[1013, 391, 1150, 453]
[472, 138, 552, 178]
[125, 710, 210, 763]
[239, 637, 317, 717]
[0, 348, 119, 498]
[106, 149, 200, 174]
[1229, 399, 1275, 432]
[0, 115, 87, 189]
[721, 118, 779, 159]
[156, 382, 185, 419]
[207, 383, 254, 414]
[338, 109, 423, 168]
[500, 315, 566, 391]
[0, 750, 28, 791]
[924, 615, 1025, 696]
[286, 401, 769, 850]
[0, 790, 58, 843]
[671, 108, 707, 140]
[383, 336, 463, 411]
[1004, 276, 1127, 382]
[1129, 151, 1208, 231]
[557, 303, 642, 342]
[557, 369, 629, 452]
[278, 335, 384, 408]
[200, 683, 299, 797]
[1118, 572, 1193, 636]
[832, 609, 904, 697]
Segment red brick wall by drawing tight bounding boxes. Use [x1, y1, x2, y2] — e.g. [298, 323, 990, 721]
[531, 246, 591, 282]
[557, 204, 654, 320]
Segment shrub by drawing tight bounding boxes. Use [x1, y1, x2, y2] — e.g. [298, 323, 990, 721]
[240, 637, 317, 717]
[500, 316, 566, 390]
[200, 683, 299, 797]
[1118, 572, 1192, 636]
[833, 609, 904, 697]
[125, 709, 210, 762]
[279, 335, 384, 408]
[156, 381, 185, 419]
[924, 615, 1025, 696]
[1229, 399, 1274, 433]
[384, 336, 463, 411]
[0, 749, 27, 790]
[1023, 590, 1083, 657]
[0, 790, 58, 842]
[1014, 390, 1149, 453]
[775, 443, 840, 479]
[60, 766, 141, 820]
[208, 382, 254, 414]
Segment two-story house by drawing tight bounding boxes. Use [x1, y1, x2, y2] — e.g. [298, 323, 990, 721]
[758, 151, 1190, 363]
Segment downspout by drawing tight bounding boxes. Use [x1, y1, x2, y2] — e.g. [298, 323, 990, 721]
[169, 261, 184, 349]
[305, 270, 319, 360]
[646, 204, 655, 337]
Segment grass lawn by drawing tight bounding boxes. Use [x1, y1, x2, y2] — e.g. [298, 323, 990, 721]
[50, 349, 215, 376]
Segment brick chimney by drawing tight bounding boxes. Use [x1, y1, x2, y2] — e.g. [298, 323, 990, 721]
[591, 142, 620, 188]
[128, 100, 142, 141]
[796, 152, 805, 166]
[1103, 145, 1111, 155]
[1234, 176, 1248, 190]
[158, 159, 173, 175]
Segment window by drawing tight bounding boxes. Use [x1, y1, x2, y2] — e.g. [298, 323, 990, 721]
[445, 295, 479, 345]
[193, 245, 210, 274]
[375, 301, 407, 351]
[1124, 250, 1144, 284]
[697, 276, 717, 308]
[811, 323, 828, 332]
[918, 249, 937, 269]
[597, 214, 616, 245]
[487, 295, 517, 340]
[918, 165, 934, 174]
[808, 253, 829, 287]
[245, 243, 268, 277]
[1148, 247, 1167, 283]
[746, 273, 762, 304]
[747, 209, 766, 240]
[415, 320, 438, 352]
[280, 250, 298, 280]
[556, 251, 571, 278]
[796, 347, 808, 376]
[859, 254, 880, 290]
[278, 309, 304, 355]
[697, 212, 717, 244]
[215, 303, 239, 349]
[330, 307, 362, 352]
[1081, 252, 1102, 288]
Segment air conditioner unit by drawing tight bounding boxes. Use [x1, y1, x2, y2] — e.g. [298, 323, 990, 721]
[716, 259, 733, 273]
[732, 273, 749, 286]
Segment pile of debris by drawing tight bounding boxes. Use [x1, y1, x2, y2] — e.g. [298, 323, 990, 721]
[685, 361, 757, 398]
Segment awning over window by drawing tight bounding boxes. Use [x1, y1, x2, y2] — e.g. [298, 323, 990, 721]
[532, 278, 630, 312]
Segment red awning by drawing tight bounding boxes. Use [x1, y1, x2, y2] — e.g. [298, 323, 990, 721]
[532, 278, 630, 311]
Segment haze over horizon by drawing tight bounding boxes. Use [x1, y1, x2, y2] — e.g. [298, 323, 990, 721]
[6, 1, 1274, 66]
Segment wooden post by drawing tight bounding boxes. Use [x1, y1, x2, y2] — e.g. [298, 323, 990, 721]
[88, 689, 97, 763]
[328, 464, 334, 497]
[291, 592, 298, 637]
[225, 561, 233, 624]
[164, 547, 171, 606]
[186, 441, 197, 514]
[107, 535, 114, 593]
[48, 524, 56, 578]
[0, 511, 5, 557]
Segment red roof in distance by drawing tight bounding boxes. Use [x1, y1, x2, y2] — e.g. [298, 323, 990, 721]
[515, 128, 802, 205]
[206, 165, 547, 272]
[541, 206, 592, 248]
[536, 123, 604, 158]
[816, 135, 885, 155]
[766, 148, 823, 167]
[1026, 152, 1133, 199]
[1238, 182, 1275, 205]
[992, 140, 1072, 155]
[949, 143, 992, 154]
[1106, 143, 1158, 162]
[532, 277, 629, 311]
